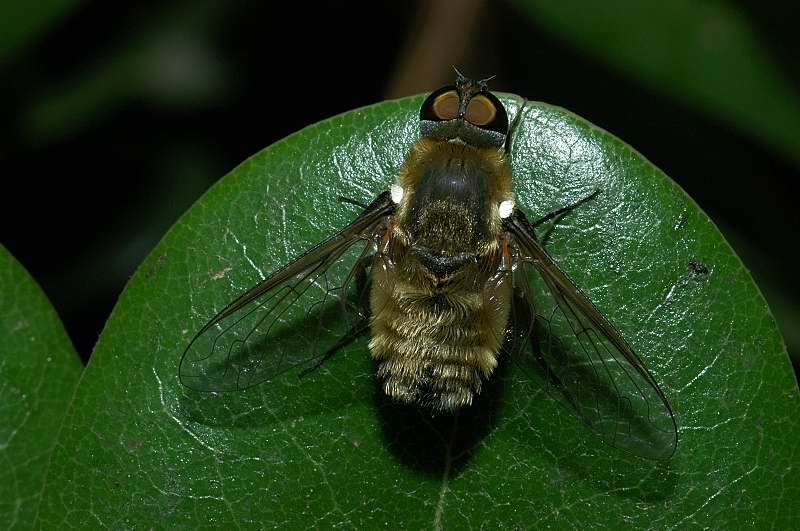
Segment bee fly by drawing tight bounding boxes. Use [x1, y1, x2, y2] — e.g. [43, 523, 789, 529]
[181, 73, 678, 459]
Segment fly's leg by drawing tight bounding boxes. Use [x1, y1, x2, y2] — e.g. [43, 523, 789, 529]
[298, 321, 370, 378]
[508, 283, 572, 399]
[500, 237, 535, 361]
[298, 252, 374, 379]
[354, 253, 374, 319]
[534, 189, 601, 244]
[338, 196, 369, 210]
[504, 250, 570, 399]
[531, 189, 601, 229]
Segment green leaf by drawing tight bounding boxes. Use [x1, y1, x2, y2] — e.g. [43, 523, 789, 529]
[37, 96, 798, 527]
[513, 0, 800, 167]
[0, 244, 82, 528]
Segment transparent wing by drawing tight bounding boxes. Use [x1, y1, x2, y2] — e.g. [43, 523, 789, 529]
[179, 192, 395, 392]
[503, 209, 678, 460]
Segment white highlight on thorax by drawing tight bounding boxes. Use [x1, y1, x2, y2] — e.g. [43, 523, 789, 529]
[390, 184, 404, 204]
[499, 200, 514, 219]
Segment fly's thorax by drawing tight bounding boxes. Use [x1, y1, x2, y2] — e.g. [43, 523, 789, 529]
[393, 138, 513, 256]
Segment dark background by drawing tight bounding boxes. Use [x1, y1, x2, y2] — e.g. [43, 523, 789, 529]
[1, 1, 798, 373]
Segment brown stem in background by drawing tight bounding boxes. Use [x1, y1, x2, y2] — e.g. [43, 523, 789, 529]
[384, 0, 485, 98]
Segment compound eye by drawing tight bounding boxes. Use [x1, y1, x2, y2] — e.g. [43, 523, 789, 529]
[431, 90, 460, 120]
[464, 94, 497, 126]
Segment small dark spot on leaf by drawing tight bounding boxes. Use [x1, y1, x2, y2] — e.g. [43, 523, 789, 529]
[688, 260, 709, 275]
[351, 436, 362, 448]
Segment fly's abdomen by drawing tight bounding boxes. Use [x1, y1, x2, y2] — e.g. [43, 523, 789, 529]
[369, 277, 511, 411]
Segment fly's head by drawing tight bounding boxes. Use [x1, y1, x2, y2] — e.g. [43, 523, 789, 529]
[418, 71, 509, 149]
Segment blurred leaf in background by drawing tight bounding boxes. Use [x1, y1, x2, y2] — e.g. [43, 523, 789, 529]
[0, 245, 81, 528]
